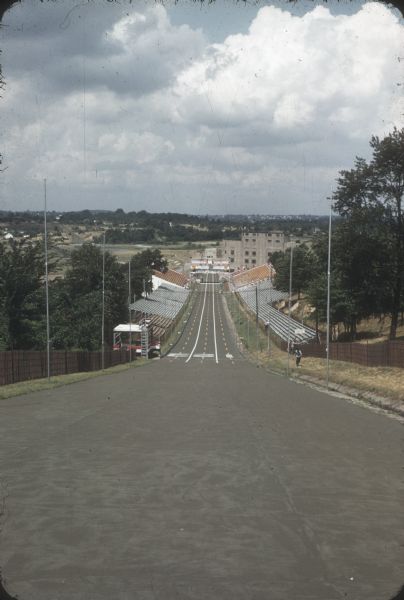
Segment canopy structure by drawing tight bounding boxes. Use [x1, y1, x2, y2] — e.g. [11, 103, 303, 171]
[113, 323, 143, 333]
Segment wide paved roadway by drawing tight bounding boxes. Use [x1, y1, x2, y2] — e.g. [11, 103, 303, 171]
[0, 279, 403, 600]
[167, 273, 242, 364]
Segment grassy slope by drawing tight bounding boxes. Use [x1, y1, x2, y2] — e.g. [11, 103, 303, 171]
[0, 359, 150, 401]
[225, 293, 404, 406]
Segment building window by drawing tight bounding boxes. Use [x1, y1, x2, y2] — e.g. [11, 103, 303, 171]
[276, 240, 280, 243]
[245, 238, 249, 243]
[245, 250, 249, 256]
[230, 257, 234, 263]
[252, 251, 256, 256]
[230, 249, 234, 255]
[245, 258, 249, 264]
[252, 259, 256, 264]
[252, 238, 256, 243]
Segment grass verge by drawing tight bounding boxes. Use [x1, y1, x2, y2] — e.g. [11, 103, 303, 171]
[224, 292, 404, 408]
[0, 358, 150, 401]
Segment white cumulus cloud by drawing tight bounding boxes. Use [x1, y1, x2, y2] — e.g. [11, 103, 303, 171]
[1, 1, 403, 214]
[171, 3, 403, 141]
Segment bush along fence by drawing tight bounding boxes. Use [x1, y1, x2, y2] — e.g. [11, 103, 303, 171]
[0, 348, 135, 386]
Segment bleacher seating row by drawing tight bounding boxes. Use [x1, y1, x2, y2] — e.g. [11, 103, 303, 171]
[130, 282, 190, 322]
[237, 282, 317, 345]
[238, 279, 289, 303]
[148, 315, 173, 338]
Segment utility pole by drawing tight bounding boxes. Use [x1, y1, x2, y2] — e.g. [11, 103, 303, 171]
[44, 179, 50, 380]
[287, 236, 294, 377]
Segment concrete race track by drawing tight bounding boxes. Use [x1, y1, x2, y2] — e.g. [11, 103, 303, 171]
[0, 279, 403, 600]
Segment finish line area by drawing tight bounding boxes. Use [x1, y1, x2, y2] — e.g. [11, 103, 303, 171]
[167, 351, 234, 361]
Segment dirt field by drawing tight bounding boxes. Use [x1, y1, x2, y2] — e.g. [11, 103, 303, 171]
[95, 242, 217, 272]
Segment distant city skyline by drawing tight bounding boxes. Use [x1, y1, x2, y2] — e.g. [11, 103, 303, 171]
[1, 0, 403, 215]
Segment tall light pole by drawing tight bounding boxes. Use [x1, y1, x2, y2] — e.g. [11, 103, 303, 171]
[326, 202, 332, 388]
[44, 179, 50, 380]
[101, 231, 105, 370]
[287, 236, 294, 377]
[255, 283, 259, 358]
[267, 276, 272, 356]
[128, 259, 132, 363]
[247, 302, 250, 350]
[237, 288, 240, 327]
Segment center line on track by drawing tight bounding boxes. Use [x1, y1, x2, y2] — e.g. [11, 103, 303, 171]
[186, 273, 209, 363]
[212, 278, 219, 364]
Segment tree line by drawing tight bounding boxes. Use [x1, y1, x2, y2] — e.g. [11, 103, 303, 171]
[273, 127, 404, 341]
[1, 210, 328, 241]
[0, 243, 167, 352]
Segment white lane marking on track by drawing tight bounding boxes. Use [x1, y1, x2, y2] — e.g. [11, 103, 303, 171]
[212, 281, 219, 364]
[194, 353, 214, 358]
[185, 274, 209, 363]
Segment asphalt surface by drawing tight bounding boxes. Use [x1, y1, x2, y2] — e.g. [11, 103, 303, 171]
[0, 279, 403, 600]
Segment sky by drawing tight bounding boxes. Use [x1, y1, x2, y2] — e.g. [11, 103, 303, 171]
[1, 0, 403, 215]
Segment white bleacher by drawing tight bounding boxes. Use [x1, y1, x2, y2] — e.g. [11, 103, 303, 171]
[237, 281, 317, 345]
[130, 282, 190, 321]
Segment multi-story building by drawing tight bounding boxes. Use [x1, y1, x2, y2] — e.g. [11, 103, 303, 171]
[220, 231, 309, 270]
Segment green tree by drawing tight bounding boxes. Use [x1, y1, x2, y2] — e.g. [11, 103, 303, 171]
[307, 217, 394, 340]
[52, 244, 127, 350]
[333, 127, 404, 339]
[129, 249, 168, 300]
[273, 244, 315, 299]
[306, 272, 357, 341]
[0, 240, 46, 349]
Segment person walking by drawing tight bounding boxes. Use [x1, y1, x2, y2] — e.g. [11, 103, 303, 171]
[295, 347, 302, 367]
